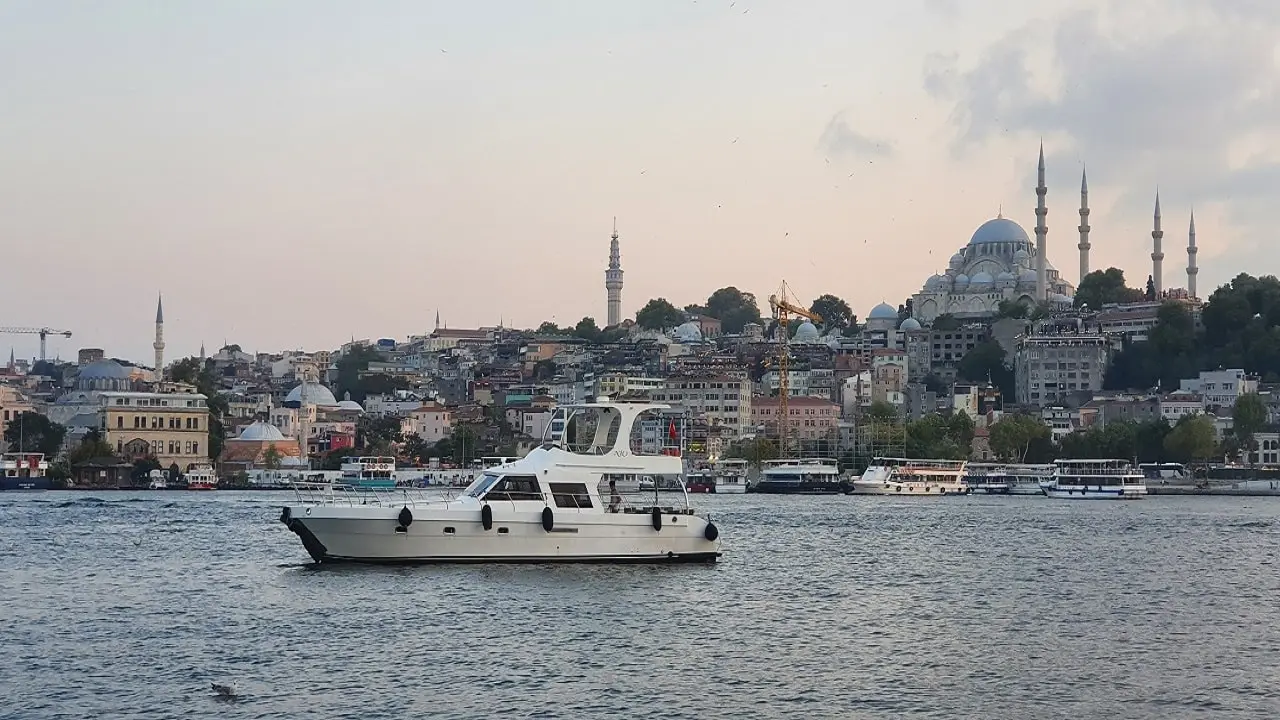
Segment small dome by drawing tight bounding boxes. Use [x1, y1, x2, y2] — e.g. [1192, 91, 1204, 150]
[794, 320, 820, 343]
[924, 274, 949, 292]
[868, 302, 898, 320]
[79, 359, 131, 381]
[337, 400, 364, 412]
[970, 271, 994, 287]
[1013, 248, 1031, 262]
[672, 321, 703, 343]
[948, 252, 965, 270]
[285, 382, 339, 408]
[1019, 269, 1038, 285]
[953, 273, 970, 289]
[238, 421, 287, 442]
[899, 317, 922, 331]
[997, 271, 1017, 282]
[969, 217, 1031, 246]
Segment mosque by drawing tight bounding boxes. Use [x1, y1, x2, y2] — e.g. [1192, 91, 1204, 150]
[911, 146, 1076, 323]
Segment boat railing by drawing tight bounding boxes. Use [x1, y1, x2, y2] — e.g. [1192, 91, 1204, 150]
[290, 481, 459, 509]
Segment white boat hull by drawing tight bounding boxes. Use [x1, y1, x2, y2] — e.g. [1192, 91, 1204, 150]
[282, 504, 721, 563]
[849, 480, 970, 496]
[715, 483, 747, 495]
[1042, 484, 1146, 500]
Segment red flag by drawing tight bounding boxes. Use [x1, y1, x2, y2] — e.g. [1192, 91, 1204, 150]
[668, 419, 678, 440]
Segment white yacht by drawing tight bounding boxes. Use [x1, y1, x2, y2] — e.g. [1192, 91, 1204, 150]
[965, 463, 1053, 495]
[279, 399, 722, 563]
[185, 464, 217, 491]
[753, 458, 844, 494]
[713, 458, 749, 494]
[1042, 459, 1146, 499]
[849, 457, 969, 495]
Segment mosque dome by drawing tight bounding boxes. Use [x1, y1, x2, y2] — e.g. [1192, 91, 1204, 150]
[924, 274, 949, 292]
[997, 270, 1017, 283]
[238, 421, 287, 442]
[969, 217, 1031, 246]
[970, 271, 995, 288]
[794, 320, 820, 343]
[1019, 269, 1038, 285]
[948, 252, 965, 270]
[672, 321, 703, 343]
[868, 302, 898, 321]
[1013, 248, 1031, 263]
[1050, 292, 1073, 305]
[952, 273, 970, 290]
[899, 317, 922, 331]
[79, 359, 131, 381]
[337, 400, 364, 413]
[285, 382, 339, 408]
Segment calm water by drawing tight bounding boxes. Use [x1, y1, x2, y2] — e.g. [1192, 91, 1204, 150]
[3, 491, 1280, 719]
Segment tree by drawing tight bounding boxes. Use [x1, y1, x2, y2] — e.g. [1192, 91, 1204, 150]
[704, 287, 763, 334]
[67, 431, 116, 465]
[989, 414, 1051, 462]
[996, 299, 1029, 319]
[1075, 267, 1145, 309]
[905, 414, 967, 459]
[724, 437, 779, 467]
[401, 433, 431, 464]
[262, 444, 283, 470]
[922, 374, 948, 395]
[573, 317, 601, 343]
[1233, 392, 1268, 451]
[357, 415, 403, 450]
[957, 341, 1015, 400]
[866, 401, 899, 422]
[3, 412, 65, 457]
[1163, 414, 1217, 463]
[932, 314, 961, 331]
[531, 359, 557, 382]
[536, 321, 566, 335]
[1145, 275, 1157, 301]
[333, 345, 386, 403]
[809, 294, 854, 331]
[168, 356, 202, 384]
[635, 298, 684, 330]
[131, 456, 161, 483]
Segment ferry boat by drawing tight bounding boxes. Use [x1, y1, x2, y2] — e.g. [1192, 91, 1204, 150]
[1042, 459, 1147, 499]
[685, 467, 715, 493]
[147, 470, 168, 490]
[849, 457, 969, 495]
[713, 458, 749, 494]
[0, 452, 51, 491]
[278, 399, 722, 563]
[753, 458, 845, 494]
[1139, 462, 1190, 482]
[340, 456, 397, 489]
[185, 465, 217, 491]
[965, 463, 1053, 495]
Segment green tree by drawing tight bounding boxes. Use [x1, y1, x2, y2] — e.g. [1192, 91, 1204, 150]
[536, 321, 566, 335]
[1233, 392, 1268, 452]
[131, 456, 161, 483]
[357, 415, 403, 450]
[932, 314, 961, 331]
[67, 430, 116, 465]
[573, 317, 601, 343]
[1075, 267, 1145, 309]
[905, 414, 967, 459]
[996, 299, 1029, 319]
[3, 412, 65, 457]
[866, 401, 899, 422]
[262, 443, 283, 470]
[334, 345, 386, 403]
[358, 373, 410, 398]
[724, 437, 779, 467]
[989, 414, 1051, 462]
[809, 294, 854, 331]
[1163, 414, 1218, 463]
[401, 433, 431, 464]
[704, 287, 763, 334]
[635, 298, 684, 330]
[957, 341, 1015, 400]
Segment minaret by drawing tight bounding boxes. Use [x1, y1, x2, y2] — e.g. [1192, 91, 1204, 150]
[199, 342, 206, 363]
[434, 310, 440, 332]
[1034, 143, 1048, 301]
[605, 218, 624, 327]
[1077, 166, 1090, 283]
[1187, 209, 1198, 299]
[1151, 191, 1164, 297]
[153, 293, 165, 382]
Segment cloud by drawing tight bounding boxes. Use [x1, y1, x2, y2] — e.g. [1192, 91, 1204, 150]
[924, 2, 1280, 275]
[818, 112, 894, 161]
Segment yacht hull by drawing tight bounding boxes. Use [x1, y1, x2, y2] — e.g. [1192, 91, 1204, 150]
[283, 506, 721, 564]
[752, 481, 846, 494]
[849, 481, 969, 496]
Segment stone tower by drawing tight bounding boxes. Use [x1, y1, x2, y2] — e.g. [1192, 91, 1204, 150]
[1078, 166, 1090, 283]
[605, 218, 624, 327]
[1034, 143, 1048, 301]
[1187, 209, 1198, 299]
[1151, 192, 1164, 297]
[153, 294, 165, 382]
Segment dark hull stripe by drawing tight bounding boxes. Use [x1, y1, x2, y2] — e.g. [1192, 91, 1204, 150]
[318, 552, 722, 565]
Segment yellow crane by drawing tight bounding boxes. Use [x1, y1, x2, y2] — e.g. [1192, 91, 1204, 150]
[0, 326, 73, 361]
[767, 282, 821, 456]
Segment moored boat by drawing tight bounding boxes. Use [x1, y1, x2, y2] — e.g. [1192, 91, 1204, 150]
[1042, 458, 1146, 499]
[340, 456, 397, 489]
[278, 399, 722, 564]
[753, 458, 844, 494]
[849, 457, 969, 495]
[685, 467, 715, 494]
[713, 458, 749, 494]
[0, 452, 51, 491]
[186, 465, 217, 491]
[965, 463, 1053, 495]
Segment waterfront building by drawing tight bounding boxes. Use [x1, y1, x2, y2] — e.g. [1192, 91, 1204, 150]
[1179, 369, 1258, 413]
[651, 374, 751, 439]
[100, 390, 210, 469]
[1014, 327, 1109, 407]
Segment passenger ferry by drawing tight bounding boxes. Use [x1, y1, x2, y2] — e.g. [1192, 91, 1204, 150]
[1042, 459, 1146, 499]
[339, 456, 396, 489]
[0, 452, 51, 491]
[965, 463, 1054, 495]
[1139, 462, 1190, 482]
[685, 466, 715, 494]
[713, 458, 749, 494]
[279, 399, 721, 563]
[849, 457, 969, 495]
[185, 465, 217, 491]
[753, 458, 844, 494]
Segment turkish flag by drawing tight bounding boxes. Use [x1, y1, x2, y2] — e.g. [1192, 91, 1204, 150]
[668, 419, 678, 440]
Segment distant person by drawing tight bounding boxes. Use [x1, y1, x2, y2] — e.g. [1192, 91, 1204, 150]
[609, 479, 622, 512]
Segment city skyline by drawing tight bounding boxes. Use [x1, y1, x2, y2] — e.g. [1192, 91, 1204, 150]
[3, 1, 1277, 363]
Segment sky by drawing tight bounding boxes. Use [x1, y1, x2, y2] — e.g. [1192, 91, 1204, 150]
[2, 0, 1278, 364]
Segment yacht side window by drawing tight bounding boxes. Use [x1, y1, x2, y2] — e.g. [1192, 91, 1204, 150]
[465, 474, 501, 498]
[549, 482, 593, 509]
[486, 475, 544, 502]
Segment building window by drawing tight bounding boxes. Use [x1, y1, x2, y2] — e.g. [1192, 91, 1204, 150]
[192, 442, 199, 456]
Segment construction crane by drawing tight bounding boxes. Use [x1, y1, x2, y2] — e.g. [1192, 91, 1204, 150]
[0, 327, 73, 361]
[767, 282, 821, 457]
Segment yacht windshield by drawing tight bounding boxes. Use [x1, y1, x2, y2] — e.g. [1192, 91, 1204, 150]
[464, 473, 501, 498]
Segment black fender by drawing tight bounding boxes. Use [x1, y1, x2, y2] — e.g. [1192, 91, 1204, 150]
[651, 506, 663, 531]
[398, 506, 413, 527]
[703, 522, 719, 542]
[541, 506, 554, 532]
[481, 503, 493, 531]
[279, 507, 291, 525]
